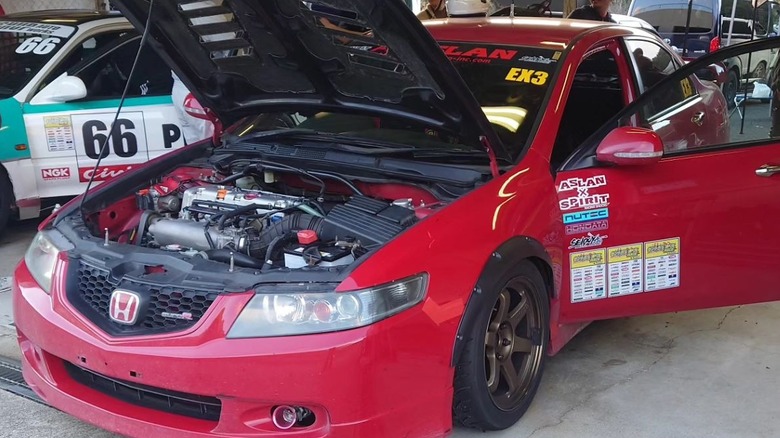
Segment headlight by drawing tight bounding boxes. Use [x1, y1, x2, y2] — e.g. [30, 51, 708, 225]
[227, 274, 428, 338]
[24, 231, 64, 294]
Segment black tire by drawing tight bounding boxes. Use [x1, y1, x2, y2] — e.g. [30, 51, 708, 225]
[0, 167, 13, 236]
[753, 61, 767, 80]
[453, 261, 550, 431]
[724, 70, 739, 110]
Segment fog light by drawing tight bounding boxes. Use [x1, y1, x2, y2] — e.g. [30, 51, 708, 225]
[272, 405, 297, 430]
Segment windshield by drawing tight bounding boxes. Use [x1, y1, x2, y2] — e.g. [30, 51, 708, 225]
[631, 0, 715, 33]
[443, 43, 560, 157]
[0, 21, 75, 98]
[230, 43, 560, 163]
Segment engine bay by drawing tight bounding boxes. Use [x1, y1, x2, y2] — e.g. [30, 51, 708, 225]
[119, 162, 438, 271]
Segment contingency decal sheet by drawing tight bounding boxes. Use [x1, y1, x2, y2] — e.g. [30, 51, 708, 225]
[607, 243, 643, 297]
[570, 237, 680, 303]
[570, 249, 607, 303]
[644, 238, 680, 291]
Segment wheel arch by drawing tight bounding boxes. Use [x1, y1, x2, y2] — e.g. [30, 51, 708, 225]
[450, 236, 554, 367]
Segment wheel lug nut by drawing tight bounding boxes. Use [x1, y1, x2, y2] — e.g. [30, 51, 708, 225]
[497, 354, 504, 360]
[501, 339, 511, 346]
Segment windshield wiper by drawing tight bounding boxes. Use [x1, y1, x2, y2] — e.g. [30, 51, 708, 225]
[226, 128, 325, 144]
[227, 128, 486, 155]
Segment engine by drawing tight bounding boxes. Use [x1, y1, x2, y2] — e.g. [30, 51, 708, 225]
[135, 176, 421, 270]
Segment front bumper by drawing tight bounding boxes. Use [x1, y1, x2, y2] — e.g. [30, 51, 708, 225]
[13, 260, 454, 437]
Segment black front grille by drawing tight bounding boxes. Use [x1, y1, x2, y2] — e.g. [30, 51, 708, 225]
[64, 361, 221, 422]
[68, 262, 221, 336]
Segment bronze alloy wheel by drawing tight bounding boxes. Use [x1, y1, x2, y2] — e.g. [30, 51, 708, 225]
[452, 260, 548, 431]
[483, 278, 544, 411]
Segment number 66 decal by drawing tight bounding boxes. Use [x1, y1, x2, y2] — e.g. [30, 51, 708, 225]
[16, 37, 61, 55]
[82, 119, 138, 159]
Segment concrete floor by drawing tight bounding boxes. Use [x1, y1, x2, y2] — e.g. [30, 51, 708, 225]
[1, 219, 779, 438]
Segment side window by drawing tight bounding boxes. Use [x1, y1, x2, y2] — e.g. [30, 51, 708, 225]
[625, 39, 680, 91]
[617, 43, 780, 154]
[38, 31, 128, 94]
[625, 39, 695, 119]
[551, 45, 626, 168]
[71, 39, 173, 100]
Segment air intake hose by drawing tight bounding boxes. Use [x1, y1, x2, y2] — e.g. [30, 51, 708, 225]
[247, 214, 324, 259]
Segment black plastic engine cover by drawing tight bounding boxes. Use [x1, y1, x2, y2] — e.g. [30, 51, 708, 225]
[321, 197, 416, 247]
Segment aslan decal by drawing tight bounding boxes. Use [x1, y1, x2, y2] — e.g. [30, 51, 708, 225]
[558, 175, 609, 211]
[568, 233, 607, 250]
[563, 208, 609, 225]
[440, 45, 518, 60]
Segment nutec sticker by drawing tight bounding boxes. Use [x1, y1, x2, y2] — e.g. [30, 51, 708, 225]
[563, 208, 609, 224]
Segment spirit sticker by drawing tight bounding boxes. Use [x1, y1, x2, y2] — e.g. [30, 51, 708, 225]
[644, 238, 680, 291]
[570, 249, 607, 303]
[558, 175, 610, 211]
[607, 244, 643, 297]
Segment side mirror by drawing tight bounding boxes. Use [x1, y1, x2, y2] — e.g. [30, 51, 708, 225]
[695, 62, 726, 83]
[30, 74, 87, 105]
[596, 126, 663, 166]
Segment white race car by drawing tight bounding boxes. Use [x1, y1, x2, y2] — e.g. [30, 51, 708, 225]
[0, 11, 185, 232]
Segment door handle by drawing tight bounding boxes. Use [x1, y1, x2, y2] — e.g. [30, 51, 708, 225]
[691, 112, 705, 126]
[756, 164, 780, 177]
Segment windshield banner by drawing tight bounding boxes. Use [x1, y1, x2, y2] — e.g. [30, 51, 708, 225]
[0, 21, 75, 38]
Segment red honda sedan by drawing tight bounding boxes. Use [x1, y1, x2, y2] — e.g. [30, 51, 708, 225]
[13, 0, 780, 436]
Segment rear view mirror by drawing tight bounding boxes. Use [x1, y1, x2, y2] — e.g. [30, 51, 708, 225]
[30, 74, 87, 105]
[596, 127, 663, 166]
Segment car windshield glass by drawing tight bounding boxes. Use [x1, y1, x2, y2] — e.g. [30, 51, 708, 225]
[443, 43, 561, 157]
[230, 44, 560, 163]
[0, 21, 75, 98]
[631, 0, 715, 33]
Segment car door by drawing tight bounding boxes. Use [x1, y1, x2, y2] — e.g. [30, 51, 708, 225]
[23, 32, 183, 199]
[553, 37, 780, 323]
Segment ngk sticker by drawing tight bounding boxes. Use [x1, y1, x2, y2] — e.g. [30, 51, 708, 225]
[79, 165, 134, 182]
[41, 167, 71, 181]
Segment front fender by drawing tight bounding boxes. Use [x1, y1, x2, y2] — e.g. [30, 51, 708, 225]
[450, 236, 552, 367]
[0, 98, 31, 162]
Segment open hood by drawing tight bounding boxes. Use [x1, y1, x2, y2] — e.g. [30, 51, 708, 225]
[111, 0, 508, 159]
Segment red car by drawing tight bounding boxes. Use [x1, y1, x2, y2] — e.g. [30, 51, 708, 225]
[15, 0, 779, 436]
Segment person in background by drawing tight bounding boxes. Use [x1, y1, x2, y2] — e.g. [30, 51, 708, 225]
[417, 0, 447, 20]
[567, 0, 615, 22]
[446, 0, 488, 17]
